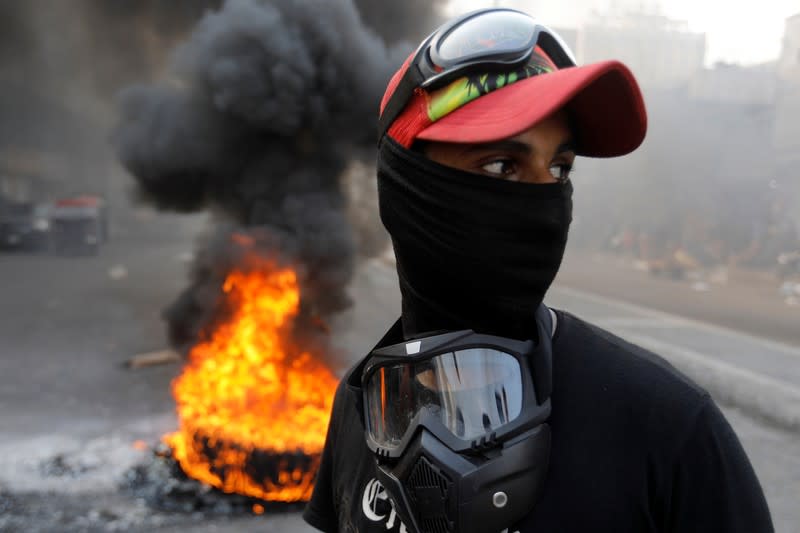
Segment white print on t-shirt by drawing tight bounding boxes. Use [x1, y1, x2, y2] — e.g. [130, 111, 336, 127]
[362, 478, 408, 532]
[361, 478, 520, 533]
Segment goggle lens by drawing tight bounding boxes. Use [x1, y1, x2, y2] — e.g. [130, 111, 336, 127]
[437, 10, 538, 62]
[365, 348, 524, 449]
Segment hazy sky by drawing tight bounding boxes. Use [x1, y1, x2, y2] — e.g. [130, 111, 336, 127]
[447, 0, 800, 65]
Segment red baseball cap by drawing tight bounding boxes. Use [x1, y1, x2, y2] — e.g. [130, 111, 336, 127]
[381, 46, 648, 158]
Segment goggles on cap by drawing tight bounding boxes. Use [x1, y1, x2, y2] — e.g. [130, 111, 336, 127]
[362, 329, 551, 458]
[378, 7, 578, 143]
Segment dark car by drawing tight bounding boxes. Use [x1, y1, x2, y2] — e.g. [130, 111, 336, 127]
[0, 200, 51, 251]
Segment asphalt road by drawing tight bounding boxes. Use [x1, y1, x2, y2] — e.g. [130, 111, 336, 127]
[1, 218, 798, 532]
[556, 249, 800, 347]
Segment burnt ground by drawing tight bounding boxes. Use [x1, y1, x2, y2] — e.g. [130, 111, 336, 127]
[1, 210, 798, 532]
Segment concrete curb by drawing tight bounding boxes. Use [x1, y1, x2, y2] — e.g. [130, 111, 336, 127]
[623, 333, 800, 433]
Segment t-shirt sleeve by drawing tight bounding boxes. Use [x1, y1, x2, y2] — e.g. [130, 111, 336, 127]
[667, 396, 774, 532]
[303, 382, 344, 532]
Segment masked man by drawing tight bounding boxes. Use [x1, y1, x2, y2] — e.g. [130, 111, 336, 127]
[304, 8, 773, 533]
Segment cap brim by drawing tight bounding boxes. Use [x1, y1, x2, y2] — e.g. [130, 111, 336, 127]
[415, 60, 647, 158]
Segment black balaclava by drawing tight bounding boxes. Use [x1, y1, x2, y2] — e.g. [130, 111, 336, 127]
[378, 137, 573, 341]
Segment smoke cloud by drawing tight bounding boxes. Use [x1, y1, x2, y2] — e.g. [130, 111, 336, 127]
[113, 0, 441, 351]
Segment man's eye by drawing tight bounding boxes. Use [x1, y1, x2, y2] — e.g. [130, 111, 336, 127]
[481, 159, 516, 179]
[549, 163, 573, 182]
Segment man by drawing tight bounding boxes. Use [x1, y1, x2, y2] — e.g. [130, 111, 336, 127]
[304, 8, 772, 533]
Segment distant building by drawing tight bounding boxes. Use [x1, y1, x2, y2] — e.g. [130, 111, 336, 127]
[689, 62, 777, 105]
[577, 12, 705, 89]
[777, 13, 800, 82]
[773, 13, 800, 226]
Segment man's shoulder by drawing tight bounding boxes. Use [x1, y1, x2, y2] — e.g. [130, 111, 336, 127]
[552, 309, 709, 413]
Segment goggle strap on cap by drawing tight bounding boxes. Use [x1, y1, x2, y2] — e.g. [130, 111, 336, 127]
[378, 70, 420, 143]
[378, 40, 430, 144]
[535, 30, 578, 68]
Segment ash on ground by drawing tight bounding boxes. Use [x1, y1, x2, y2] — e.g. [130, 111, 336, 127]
[120, 444, 305, 516]
[0, 488, 162, 533]
[0, 430, 307, 533]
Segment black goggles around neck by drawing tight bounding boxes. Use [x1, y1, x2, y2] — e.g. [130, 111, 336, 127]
[361, 327, 552, 459]
[377, 7, 578, 143]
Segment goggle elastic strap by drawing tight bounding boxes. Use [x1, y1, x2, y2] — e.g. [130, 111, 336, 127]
[377, 34, 432, 143]
[377, 65, 423, 144]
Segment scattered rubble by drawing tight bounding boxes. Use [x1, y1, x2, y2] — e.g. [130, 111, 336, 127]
[108, 265, 129, 281]
[779, 281, 800, 306]
[38, 453, 97, 478]
[124, 349, 182, 369]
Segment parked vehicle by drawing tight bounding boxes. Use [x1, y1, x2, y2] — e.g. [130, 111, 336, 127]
[0, 200, 50, 251]
[50, 196, 106, 256]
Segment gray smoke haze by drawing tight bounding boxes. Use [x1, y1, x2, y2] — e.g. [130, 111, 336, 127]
[113, 0, 443, 350]
[0, 0, 223, 200]
[570, 84, 797, 277]
[0, 1, 222, 109]
[354, 0, 446, 43]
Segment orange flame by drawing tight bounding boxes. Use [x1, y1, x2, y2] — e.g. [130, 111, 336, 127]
[164, 262, 339, 502]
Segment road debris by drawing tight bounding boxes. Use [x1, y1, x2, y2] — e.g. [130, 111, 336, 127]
[125, 349, 182, 369]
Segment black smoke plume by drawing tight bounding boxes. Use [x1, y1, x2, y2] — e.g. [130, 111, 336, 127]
[113, 0, 443, 351]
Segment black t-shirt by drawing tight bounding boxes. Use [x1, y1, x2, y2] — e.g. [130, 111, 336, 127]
[303, 310, 773, 533]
